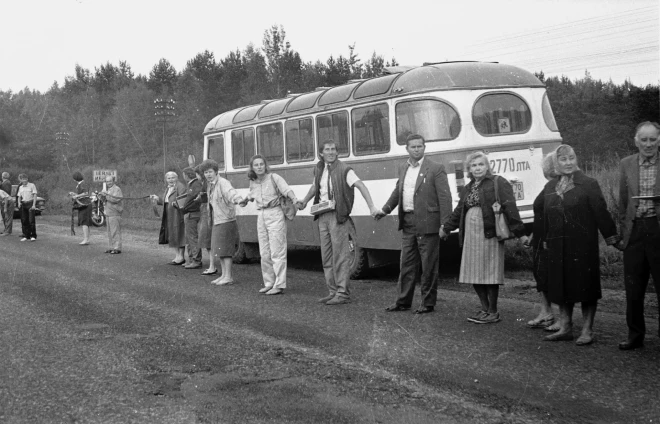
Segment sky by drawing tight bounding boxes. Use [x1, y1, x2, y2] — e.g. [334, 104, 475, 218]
[1, 0, 658, 93]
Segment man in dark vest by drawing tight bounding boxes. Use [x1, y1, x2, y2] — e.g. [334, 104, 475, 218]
[374, 134, 453, 314]
[297, 139, 379, 305]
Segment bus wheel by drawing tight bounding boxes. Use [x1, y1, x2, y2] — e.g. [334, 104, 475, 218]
[347, 219, 369, 279]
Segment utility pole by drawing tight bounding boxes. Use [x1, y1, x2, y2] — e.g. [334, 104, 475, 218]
[154, 98, 176, 174]
[55, 131, 71, 172]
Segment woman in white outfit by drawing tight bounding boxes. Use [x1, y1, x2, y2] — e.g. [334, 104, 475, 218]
[240, 155, 298, 295]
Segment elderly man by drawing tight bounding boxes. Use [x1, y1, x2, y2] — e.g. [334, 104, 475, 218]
[101, 176, 123, 254]
[181, 167, 203, 269]
[616, 121, 660, 350]
[375, 134, 452, 314]
[297, 139, 380, 305]
[0, 172, 13, 235]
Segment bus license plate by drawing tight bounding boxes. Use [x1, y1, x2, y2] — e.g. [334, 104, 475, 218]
[512, 182, 524, 200]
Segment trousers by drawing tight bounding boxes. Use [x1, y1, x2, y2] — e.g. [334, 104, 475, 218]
[623, 217, 660, 343]
[185, 213, 202, 265]
[20, 203, 36, 239]
[1, 200, 14, 234]
[257, 207, 287, 289]
[318, 211, 351, 299]
[106, 216, 122, 250]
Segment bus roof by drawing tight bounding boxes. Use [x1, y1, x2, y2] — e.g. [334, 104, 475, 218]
[204, 62, 544, 135]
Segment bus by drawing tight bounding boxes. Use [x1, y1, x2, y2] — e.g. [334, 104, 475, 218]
[202, 62, 562, 278]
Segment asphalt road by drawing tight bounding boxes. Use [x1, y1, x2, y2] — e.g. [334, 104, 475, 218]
[1, 217, 659, 424]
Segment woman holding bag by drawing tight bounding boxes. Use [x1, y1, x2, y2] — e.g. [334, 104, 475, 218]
[150, 171, 187, 265]
[239, 155, 298, 295]
[441, 151, 527, 324]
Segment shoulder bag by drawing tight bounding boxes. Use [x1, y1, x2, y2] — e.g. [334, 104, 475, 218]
[492, 175, 513, 241]
[271, 174, 297, 221]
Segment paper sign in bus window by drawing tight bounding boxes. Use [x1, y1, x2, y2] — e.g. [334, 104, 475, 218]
[498, 118, 511, 133]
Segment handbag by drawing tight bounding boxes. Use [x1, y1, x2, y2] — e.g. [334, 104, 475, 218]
[271, 174, 297, 221]
[492, 175, 513, 241]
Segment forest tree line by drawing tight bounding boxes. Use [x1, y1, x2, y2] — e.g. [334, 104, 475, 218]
[0, 24, 658, 195]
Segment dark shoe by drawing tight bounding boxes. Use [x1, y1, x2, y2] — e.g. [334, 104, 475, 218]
[109, 250, 121, 254]
[104, 249, 113, 253]
[168, 260, 185, 265]
[618, 340, 644, 350]
[414, 306, 434, 314]
[326, 297, 350, 305]
[385, 304, 411, 312]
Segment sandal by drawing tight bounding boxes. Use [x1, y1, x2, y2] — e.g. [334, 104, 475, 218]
[109, 249, 122, 254]
[201, 269, 218, 276]
[527, 315, 554, 328]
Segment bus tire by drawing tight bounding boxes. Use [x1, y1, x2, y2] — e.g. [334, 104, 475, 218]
[347, 219, 369, 279]
[233, 242, 249, 263]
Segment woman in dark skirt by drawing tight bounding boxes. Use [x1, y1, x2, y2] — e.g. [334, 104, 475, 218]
[69, 171, 92, 245]
[151, 171, 187, 264]
[539, 145, 620, 346]
[198, 159, 243, 286]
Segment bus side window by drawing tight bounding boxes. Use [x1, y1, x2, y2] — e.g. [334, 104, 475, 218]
[472, 93, 531, 136]
[316, 111, 349, 157]
[395, 99, 460, 144]
[207, 135, 225, 170]
[257, 123, 284, 165]
[231, 128, 255, 168]
[285, 118, 314, 162]
[352, 103, 390, 155]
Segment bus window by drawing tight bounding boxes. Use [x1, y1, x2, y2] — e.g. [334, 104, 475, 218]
[473, 93, 531, 136]
[231, 128, 255, 168]
[542, 93, 559, 132]
[257, 123, 284, 165]
[352, 103, 390, 155]
[207, 135, 225, 170]
[285, 118, 314, 162]
[395, 99, 460, 145]
[316, 111, 349, 157]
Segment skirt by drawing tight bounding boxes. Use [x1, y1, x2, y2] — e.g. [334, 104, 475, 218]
[197, 203, 212, 250]
[459, 207, 505, 285]
[78, 205, 92, 226]
[211, 220, 240, 258]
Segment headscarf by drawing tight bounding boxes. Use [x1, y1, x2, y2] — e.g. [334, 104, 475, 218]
[549, 145, 580, 198]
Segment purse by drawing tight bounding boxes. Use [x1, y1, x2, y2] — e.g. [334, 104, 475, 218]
[271, 174, 297, 221]
[492, 175, 513, 241]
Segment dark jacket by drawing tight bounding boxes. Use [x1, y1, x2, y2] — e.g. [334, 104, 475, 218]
[443, 173, 525, 246]
[618, 153, 660, 249]
[382, 157, 452, 235]
[312, 159, 355, 224]
[182, 178, 203, 216]
[541, 171, 618, 304]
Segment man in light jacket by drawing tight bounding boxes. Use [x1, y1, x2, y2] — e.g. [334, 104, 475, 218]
[101, 175, 123, 254]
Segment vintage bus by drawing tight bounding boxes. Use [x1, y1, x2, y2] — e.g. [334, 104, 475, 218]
[202, 62, 562, 278]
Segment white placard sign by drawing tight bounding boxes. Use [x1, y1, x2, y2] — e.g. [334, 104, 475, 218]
[93, 169, 117, 182]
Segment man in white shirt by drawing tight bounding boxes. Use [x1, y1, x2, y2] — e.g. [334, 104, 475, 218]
[17, 173, 38, 241]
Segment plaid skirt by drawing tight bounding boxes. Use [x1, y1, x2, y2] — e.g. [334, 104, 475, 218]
[459, 207, 505, 285]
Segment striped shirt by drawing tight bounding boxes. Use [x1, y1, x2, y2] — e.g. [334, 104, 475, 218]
[636, 153, 658, 218]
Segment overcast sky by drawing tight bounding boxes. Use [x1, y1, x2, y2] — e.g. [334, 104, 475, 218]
[1, 0, 657, 93]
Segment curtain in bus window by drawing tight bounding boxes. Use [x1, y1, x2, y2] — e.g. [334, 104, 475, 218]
[395, 100, 460, 145]
[472, 94, 531, 136]
[232, 129, 255, 168]
[285, 118, 314, 162]
[353, 104, 390, 155]
[316, 112, 349, 156]
[257, 123, 284, 164]
[207, 135, 225, 169]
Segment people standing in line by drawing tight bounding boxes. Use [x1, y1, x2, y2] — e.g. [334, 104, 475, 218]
[199, 159, 244, 286]
[539, 144, 619, 346]
[239, 155, 298, 295]
[0, 172, 14, 236]
[524, 153, 559, 330]
[441, 151, 527, 323]
[374, 134, 452, 314]
[615, 121, 660, 351]
[17, 174, 38, 241]
[181, 167, 203, 270]
[151, 171, 187, 265]
[100, 175, 123, 254]
[195, 166, 217, 276]
[297, 139, 380, 305]
[69, 171, 92, 245]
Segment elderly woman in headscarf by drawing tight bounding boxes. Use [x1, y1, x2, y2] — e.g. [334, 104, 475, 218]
[150, 171, 187, 264]
[441, 151, 528, 324]
[524, 153, 559, 330]
[539, 144, 619, 346]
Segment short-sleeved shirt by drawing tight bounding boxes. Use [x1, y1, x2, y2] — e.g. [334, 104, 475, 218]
[319, 165, 359, 202]
[17, 183, 37, 203]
